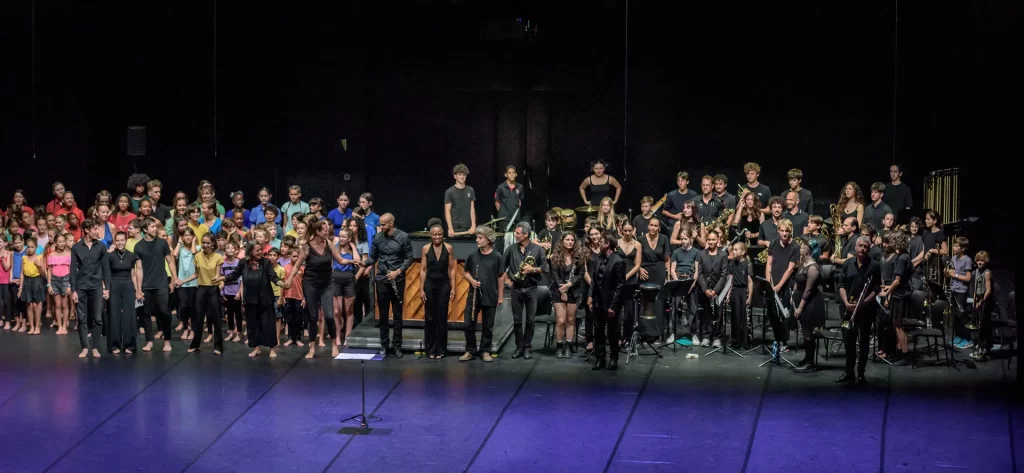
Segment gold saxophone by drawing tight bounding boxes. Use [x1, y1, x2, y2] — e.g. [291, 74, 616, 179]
[540, 234, 552, 257]
[829, 203, 843, 256]
[513, 255, 537, 281]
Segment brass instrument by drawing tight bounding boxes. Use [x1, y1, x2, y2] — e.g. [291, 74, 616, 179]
[540, 234, 553, 257]
[737, 184, 751, 199]
[756, 248, 768, 264]
[513, 255, 537, 281]
[841, 275, 873, 329]
[829, 203, 843, 257]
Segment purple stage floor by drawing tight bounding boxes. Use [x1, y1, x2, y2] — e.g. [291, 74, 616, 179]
[0, 330, 1018, 473]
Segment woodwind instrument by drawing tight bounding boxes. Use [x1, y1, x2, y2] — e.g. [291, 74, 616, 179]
[470, 265, 479, 319]
[841, 276, 873, 329]
[829, 203, 843, 256]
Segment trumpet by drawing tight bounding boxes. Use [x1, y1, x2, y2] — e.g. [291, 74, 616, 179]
[841, 276, 873, 329]
[513, 255, 537, 281]
[737, 184, 751, 199]
[540, 234, 552, 257]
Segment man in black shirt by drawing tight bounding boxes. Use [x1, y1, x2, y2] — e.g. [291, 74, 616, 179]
[460, 227, 504, 362]
[502, 222, 548, 360]
[444, 163, 477, 236]
[366, 213, 414, 357]
[765, 219, 799, 350]
[863, 182, 893, 233]
[661, 172, 698, 227]
[494, 165, 523, 223]
[743, 162, 772, 215]
[589, 231, 626, 370]
[70, 219, 111, 358]
[134, 218, 178, 353]
[786, 168, 814, 215]
[831, 217, 860, 266]
[883, 164, 913, 223]
[713, 174, 737, 211]
[836, 236, 880, 384]
[757, 197, 786, 247]
[145, 179, 171, 223]
[783, 190, 809, 236]
[693, 176, 722, 224]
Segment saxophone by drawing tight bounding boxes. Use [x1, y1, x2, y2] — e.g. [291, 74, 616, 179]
[829, 203, 843, 256]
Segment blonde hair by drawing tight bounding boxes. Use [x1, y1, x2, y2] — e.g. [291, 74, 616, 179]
[597, 197, 616, 230]
[777, 218, 793, 232]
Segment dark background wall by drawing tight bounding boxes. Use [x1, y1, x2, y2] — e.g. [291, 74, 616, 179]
[0, 1, 1016, 260]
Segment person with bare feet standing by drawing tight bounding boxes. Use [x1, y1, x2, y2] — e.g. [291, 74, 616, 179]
[70, 219, 111, 358]
[215, 242, 285, 358]
[134, 218, 180, 353]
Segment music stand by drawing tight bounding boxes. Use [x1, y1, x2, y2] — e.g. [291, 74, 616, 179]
[705, 286, 743, 358]
[752, 276, 797, 368]
[624, 283, 663, 365]
[662, 279, 693, 355]
[925, 280, 973, 369]
[336, 349, 385, 433]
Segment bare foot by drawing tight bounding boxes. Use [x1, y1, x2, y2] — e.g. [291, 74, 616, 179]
[283, 340, 293, 347]
[296, 340, 305, 347]
[269, 349, 278, 358]
[142, 342, 153, 352]
[188, 348, 198, 353]
[331, 345, 339, 358]
[175, 323, 183, 331]
[318, 340, 326, 348]
[213, 350, 221, 355]
[162, 342, 172, 352]
[91, 349, 101, 358]
[78, 349, 89, 358]
[204, 334, 213, 343]
[249, 348, 261, 358]
[139, 327, 145, 334]
[125, 349, 133, 355]
[305, 347, 315, 359]
[112, 349, 121, 355]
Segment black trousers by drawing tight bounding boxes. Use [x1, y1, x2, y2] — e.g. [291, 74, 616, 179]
[464, 305, 497, 356]
[75, 287, 105, 350]
[698, 293, 723, 340]
[246, 302, 277, 348]
[583, 282, 594, 343]
[510, 286, 537, 350]
[976, 300, 994, 350]
[177, 286, 197, 331]
[303, 281, 335, 342]
[142, 287, 171, 341]
[375, 278, 404, 349]
[0, 283, 11, 322]
[108, 279, 137, 352]
[191, 286, 224, 351]
[353, 275, 371, 326]
[951, 291, 970, 340]
[594, 305, 620, 361]
[765, 286, 792, 345]
[224, 297, 243, 332]
[729, 287, 749, 346]
[423, 279, 450, 356]
[844, 318, 874, 376]
[283, 298, 304, 342]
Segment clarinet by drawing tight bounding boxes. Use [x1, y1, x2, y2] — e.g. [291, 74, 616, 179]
[470, 265, 480, 319]
[390, 268, 403, 303]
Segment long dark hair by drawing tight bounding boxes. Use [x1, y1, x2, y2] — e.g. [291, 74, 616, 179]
[551, 232, 584, 270]
[345, 216, 368, 244]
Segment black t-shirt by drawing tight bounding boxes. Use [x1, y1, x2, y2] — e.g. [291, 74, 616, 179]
[795, 188, 814, 215]
[444, 185, 476, 232]
[863, 201, 893, 233]
[730, 259, 751, 288]
[922, 228, 945, 254]
[133, 238, 171, 290]
[632, 214, 652, 236]
[745, 183, 772, 206]
[785, 210, 808, 237]
[759, 218, 780, 244]
[693, 196, 722, 224]
[465, 249, 503, 307]
[663, 189, 698, 223]
[869, 244, 884, 262]
[768, 238, 800, 283]
[882, 182, 913, 220]
[109, 250, 139, 280]
[893, 252, 914, 296]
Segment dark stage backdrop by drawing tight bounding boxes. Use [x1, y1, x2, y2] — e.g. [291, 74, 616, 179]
[0, 1, 1015, 260]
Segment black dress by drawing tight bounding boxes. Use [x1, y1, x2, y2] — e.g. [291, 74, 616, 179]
[588, 175, 612, 205]
[423, 244, 450, 357]
[223, 258, 281, 348]
[793, 263, 824, 335]
[640, 234, 669, 287]
[108, 249, 139, 352]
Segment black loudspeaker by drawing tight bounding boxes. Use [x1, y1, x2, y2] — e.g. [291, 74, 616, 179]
[127, 126, 146, 156]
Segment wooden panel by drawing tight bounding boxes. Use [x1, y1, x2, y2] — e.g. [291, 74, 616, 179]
[375, 261, 471, 323]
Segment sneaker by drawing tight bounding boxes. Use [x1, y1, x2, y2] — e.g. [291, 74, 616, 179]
[692, 335, 701, 346]
[666, 334, 675, 344]
[701, 338, 710, 347]
[960, 340, 974, 349]
[953, 337, 963, 346]
[969, 350, 988, 361]
[712, 339, 721, 348]
[459, 352, 474, 362]
[482, 352, 494, 362]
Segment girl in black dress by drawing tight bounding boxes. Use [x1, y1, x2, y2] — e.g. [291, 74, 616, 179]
[582, 226, 603, 352]
[108, 232, 143, 354]
[550, 232, 585, 358]
[837, 182, 865, 229]
[640, 217, 670, 336]
[215, 242, 285, 358]
[793, 238, 824, 372]
[578, 160, 622, 207]
[419, 221, 455, 359]
[879, 231, 913, 366]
